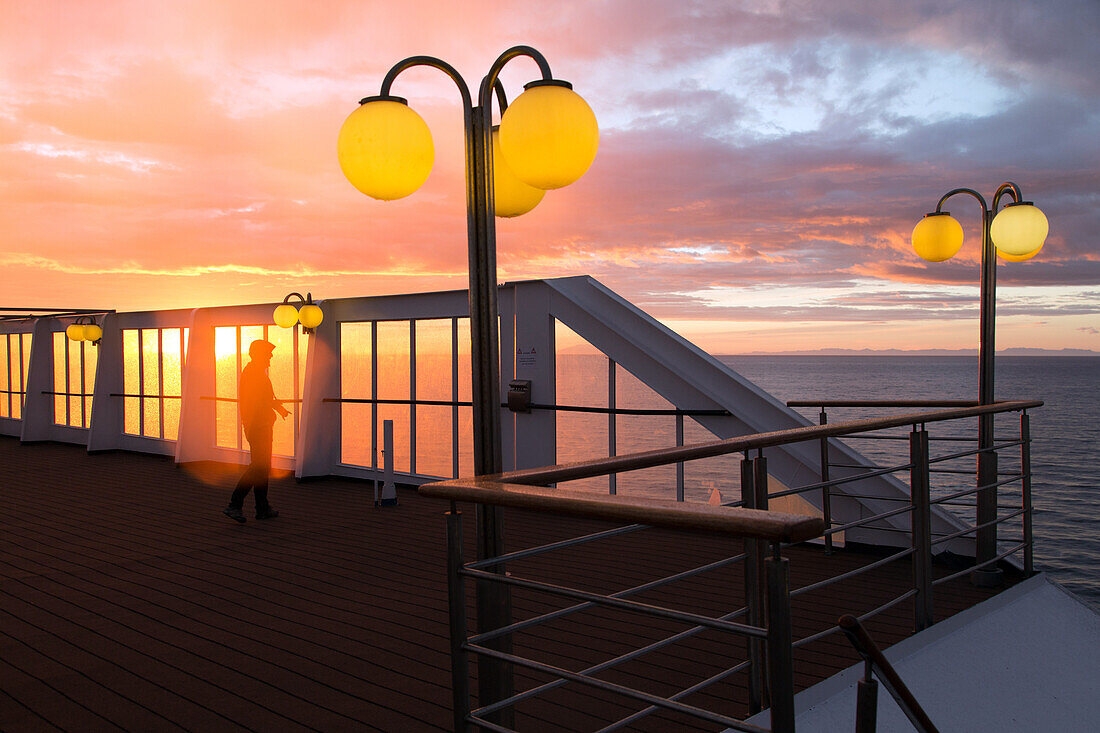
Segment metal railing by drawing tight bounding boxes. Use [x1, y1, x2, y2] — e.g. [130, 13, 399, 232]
[420, 399, 1040, 731]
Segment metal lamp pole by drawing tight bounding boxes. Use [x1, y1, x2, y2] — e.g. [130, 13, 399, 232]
[927, 181, 1023, 583]
[375, 45, 560, 726]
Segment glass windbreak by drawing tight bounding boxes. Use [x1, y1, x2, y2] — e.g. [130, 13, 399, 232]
[213, 324, 307, 457]
[340, 318, 472, 479]
[52, 331, 97, 428]
[122, 328, 189, 440]
[0, 332, 32, 420]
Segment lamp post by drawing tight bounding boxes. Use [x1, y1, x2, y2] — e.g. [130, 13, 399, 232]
[337, 46, 598, 726]
[912, 181, 1047, 582]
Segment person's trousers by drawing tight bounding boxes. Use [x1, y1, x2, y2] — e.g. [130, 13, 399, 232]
[230, 424, 273, 511]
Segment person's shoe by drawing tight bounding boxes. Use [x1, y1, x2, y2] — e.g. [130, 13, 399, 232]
[223, 506, 246, 523]
[255, 507, 279, 520]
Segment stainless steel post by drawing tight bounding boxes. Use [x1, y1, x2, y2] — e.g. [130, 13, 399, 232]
[973, 449, 1001, 587]
[819, 407, 833, 554]
[741, 456, 765, 715]
[910, 428, 933, 630]
[446, 510, 471, 732]
[1021, 412, 1033, 576]
[467, 100, 513, 725]
[765, 547, 795, 733]
[856, 660, 879, 733]
[976, 203, 999, 576]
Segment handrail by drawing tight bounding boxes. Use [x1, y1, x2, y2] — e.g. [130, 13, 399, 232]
[839, 614, 940, 733]
[419, 480, 824, 543]
[485, 400, 1041, 486]
[788, 399, 979, 408]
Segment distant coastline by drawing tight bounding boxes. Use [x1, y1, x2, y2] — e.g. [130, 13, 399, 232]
[731, 348, 1100, 357]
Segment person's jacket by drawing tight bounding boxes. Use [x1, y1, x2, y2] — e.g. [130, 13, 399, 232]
[239, 361, 278, 434]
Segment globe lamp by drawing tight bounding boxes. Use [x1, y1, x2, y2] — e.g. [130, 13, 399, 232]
[66, 324, 86, 341]
[499, 81, 598, 190]
[990, 202, 1048, 257]
[337, 97, 434, 201]
[83, 324, 103, 342]
[912, 212, 964, 262]
[491, 127, 544, 217]
[298, 303, 323, 330]
[273, 304, 299, 329]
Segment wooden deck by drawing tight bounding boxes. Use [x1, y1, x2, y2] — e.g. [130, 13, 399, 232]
[0, 436, 1012, 731]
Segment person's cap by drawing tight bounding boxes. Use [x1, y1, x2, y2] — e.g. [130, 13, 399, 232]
[248, 339, 276, 358]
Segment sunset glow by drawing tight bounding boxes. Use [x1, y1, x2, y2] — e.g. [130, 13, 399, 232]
[2, 1, 1097, 352]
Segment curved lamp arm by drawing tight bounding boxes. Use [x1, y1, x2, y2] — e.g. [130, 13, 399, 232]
[935, 187, 988, 217]
[281, 291, 313, 305]
[380, 56, 473, 111]
[991, 181, 1022, 213]
[478, 45, 554, 109]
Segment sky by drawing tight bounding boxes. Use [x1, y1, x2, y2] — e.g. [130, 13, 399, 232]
[2, 0, 1098, 353]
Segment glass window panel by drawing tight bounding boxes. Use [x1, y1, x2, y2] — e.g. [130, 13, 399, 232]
[161, 329, 182, 398]
[164, 397, 181, 442]
[142, 329, 160, 396]
[415, 319, 453, 403]
[53, 332, 66, 425]
[376, 321, 410, 401]
[216, 401, 237, 449]
[415, 405, 454, 478]
[298, 328, 308, 407]
[83, 341, 98, 428]
[267, 325, 295, 457]
[456, 318, 471, 403]
[142, 329, 161, 437]
[240, 325, 264, 361]
[340, 323, 373, 466]
[341, 403, 372, 467]
[555, 321, 610, 493]
[214, 327, 238, 399]
[0, 336, 8, 418]
[123, 330, 140, 435]
[457, 406, 473, 478]
[13, 334, 25, 420]
[68, 337, 82, 427]
[377, 405, 410, 474]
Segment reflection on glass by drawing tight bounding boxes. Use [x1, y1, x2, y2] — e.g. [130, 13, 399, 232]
[555, 321, 610, 493]
[123, 329, 140, 435]
[142, 329, 160, 437]
[53, 333, 66, 425]
[68, 337, 82, 427]
[84, 340, 98, 427]
[214, 326, 238, 449]
[340, 323, 373, 466]
[0, 335, 9, 418]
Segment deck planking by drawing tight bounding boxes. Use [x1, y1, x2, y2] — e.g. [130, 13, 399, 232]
[0, 437, 1013, 731]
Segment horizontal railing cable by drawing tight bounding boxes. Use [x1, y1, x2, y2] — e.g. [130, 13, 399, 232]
[466, 646, 768, 733]
[790, 547, 915, 598]
[932, 542, 1028, 587]
[823, 503, 914, 537]
[929, 508, 1028, 547]
[793, 589, 918, 649]
[462, 567, 768, 638]
[468, 551, 749, 646]
[473, 589, 752, 721]
[466, 524, 644, 571]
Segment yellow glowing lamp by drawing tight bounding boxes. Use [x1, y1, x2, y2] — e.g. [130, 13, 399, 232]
[66, 324, 85, 341]
[912, 212, 964, 262]
[998, 242, 1043, 262]
[499, 80, 598, 190]
[990, 202, 1048, 256]
[273, 304, 299, 329]
[337, 97, 434, 200]
[298, 304, 323, 329]
[491, 127, 545, 217]
[83, 324, 103, 342]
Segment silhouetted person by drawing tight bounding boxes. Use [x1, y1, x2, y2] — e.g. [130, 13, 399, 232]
[223, 339, 289, 523]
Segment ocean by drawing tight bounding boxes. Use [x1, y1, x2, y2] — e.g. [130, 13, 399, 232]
[554, 355, 1100, 611]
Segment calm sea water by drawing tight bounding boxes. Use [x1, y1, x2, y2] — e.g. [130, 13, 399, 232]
[555, 355, 1100, 611]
